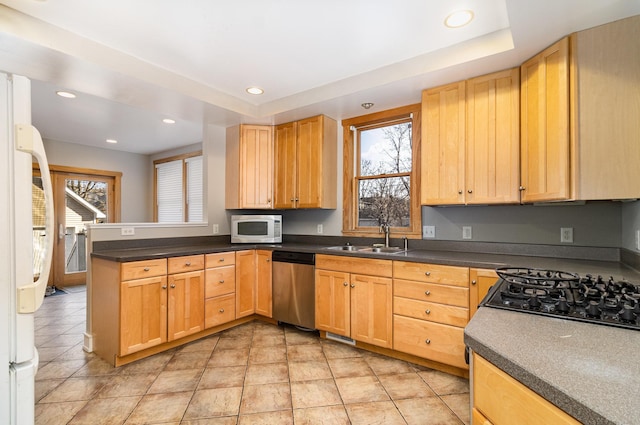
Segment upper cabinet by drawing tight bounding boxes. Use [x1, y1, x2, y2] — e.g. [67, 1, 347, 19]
[521, 15, 640, 202]
[421, 68, 520, 205]
[274, 115, 337, 209]
[226, 125, 274, 209]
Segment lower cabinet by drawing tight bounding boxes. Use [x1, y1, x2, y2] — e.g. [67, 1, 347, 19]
[469, 268, 498, 318]
[255, 250, 273, 317]
[204, 252, 236, 328]
[392, 261, 470, 369]
[235, 250, 256, 318]
[315, 255, 393, 349]
[472, 353, 580, 425]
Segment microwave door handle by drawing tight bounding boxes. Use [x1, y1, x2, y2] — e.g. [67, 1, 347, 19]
[15, 124, 54, 314]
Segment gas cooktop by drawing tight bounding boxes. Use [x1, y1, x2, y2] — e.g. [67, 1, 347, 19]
[481, 267, 640, 331]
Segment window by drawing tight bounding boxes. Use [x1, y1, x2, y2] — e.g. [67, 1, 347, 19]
[154, 152, 203, 222]
[342, 104, 421, 237]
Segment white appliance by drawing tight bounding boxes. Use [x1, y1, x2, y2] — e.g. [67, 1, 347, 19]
[1, 72, 54, 425]
[231, 214, 282, 244]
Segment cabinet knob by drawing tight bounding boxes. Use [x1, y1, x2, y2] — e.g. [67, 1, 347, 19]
[425, 309, 431, 315]
[458, 190, 463, 194]
[219, 258, 225, 262]
[290, 198, 294, 202]
[170, 284, 176, 288]
[219, 280, 225, 283]
[343, 282, 348, 286]
[425, 339, 431, 345]
[185, 261, 191, 266]
[162, 285, 167, 289]
[266, 259, 270, 262]
[267, 199, 271, 203]
[295, 198, 299, 202]
[219, 308, 225, 313]
[467, 189, 473, 194]
[424, 272, 431, 276]
[350, 283, 355, 288]
[424, 290, 431, 296]
[143, 267, 150, 272]
[472, 280, 477, 285]
[519, 186, 526, 191]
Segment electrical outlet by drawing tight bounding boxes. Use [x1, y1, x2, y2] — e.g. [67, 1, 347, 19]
[317, 224, 323, 234]
[560, 227, 573, 243]
[636, 230, 640, 251]
[462, 226, 472, 240]
[121, 227, 135, 236]
[212, 224, 219, 234]
[423, 225, 435, 238]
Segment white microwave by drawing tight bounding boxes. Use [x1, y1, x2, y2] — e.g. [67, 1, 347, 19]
[231, 214, 282, 244]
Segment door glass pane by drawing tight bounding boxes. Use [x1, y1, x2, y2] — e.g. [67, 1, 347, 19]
[64, 179, 108, 274]
[32, 176, 45, 280]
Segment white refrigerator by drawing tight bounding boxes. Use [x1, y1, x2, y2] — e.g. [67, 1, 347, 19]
[1, 72, 54, 424]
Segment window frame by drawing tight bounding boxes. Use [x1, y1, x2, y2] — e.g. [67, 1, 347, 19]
[341, 104, 421, 238]
[153, 151, 203, 223]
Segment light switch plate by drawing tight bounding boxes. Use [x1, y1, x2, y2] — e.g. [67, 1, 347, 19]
[121, 227, 135, 236]
[317, 224, 323, 234]
[423, 225, 435, 238]
[462, 226, 472, 240]
[212, 224, 219, 234]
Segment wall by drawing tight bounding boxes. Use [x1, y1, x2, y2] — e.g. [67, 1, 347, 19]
[622, 201, 640, 252]
[204, 123, 228, 234]
[43, 139, 151, 222]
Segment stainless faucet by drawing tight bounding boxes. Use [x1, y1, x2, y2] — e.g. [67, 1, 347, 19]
[379, 222, 390, 247]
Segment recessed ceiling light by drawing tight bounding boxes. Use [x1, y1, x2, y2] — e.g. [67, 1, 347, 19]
[106, 139, 118, 144]
[246, 87, 264, 95]
[361, 102, 374, 109]
[162, 118, 176, 124]
[56, 90, 76, 99]
[444, 10, 474, 28]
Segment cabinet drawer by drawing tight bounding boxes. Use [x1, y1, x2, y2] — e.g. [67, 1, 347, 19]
[394, 296, 468, 327]
[316, 254, 392, 277]
[205, 265, 236, 298]
[168, 255, 204, 274]
[205, 293, 236, 328]
[121, 259, 167, 281]
[206, 252, 236, 268]
[393, 261, 469, 286]
[394, 279, 469, 308]
[393, 315, 467, 369]
[473, 353, 580, 425]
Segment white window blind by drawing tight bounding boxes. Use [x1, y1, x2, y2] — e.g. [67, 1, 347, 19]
[186, 156, 203, 222]
[156, 159, 184, 222]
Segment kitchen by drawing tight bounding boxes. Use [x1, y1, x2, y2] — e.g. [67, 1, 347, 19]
[1, 1, 640, 424]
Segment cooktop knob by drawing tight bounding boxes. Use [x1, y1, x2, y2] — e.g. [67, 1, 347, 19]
[556, 297, 571, 314]
[585, 301, 601, 318]
[528, 295, 541, 310]
[619, 305, 637, 323]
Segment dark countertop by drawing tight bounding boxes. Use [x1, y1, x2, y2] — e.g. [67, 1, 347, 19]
[91, 241, 640, 282]
[465, 307, 640, 425]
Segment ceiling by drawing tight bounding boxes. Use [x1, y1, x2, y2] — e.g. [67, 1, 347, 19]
[1, 0, 639, 155]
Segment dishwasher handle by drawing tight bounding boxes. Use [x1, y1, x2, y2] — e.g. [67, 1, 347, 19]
[272, 250, 315, 265]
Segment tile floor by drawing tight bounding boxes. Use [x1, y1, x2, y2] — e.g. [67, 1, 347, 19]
[34, 286, 470, 424]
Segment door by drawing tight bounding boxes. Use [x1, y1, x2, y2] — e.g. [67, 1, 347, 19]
[167, 270, 205, 341]
[350, 274, 392, 348]
[50, 170, 118, 286]
[314, 269, 350, 336]
[255, 250, 272, 317]
[273, 122, 297, 209]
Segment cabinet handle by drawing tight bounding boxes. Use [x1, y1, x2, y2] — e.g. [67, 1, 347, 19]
[424, 290, 431, 296]
[170, 284, 176, 288]
[219, 308, 225, 313]
[467, 189, 473, 194]
[424, 272, 431, 276]
[219, 280, 225, 283]
[185, 261, 191, 266]
[162, 285, 167, 289]
[519, 186, 526, 191]
[350, 283, 355, 288]
[425, 339, 431, 344]
[472, 280, 477, 285]
[343, 282, 348, 286]
[425, 309, 431, 315]
[143, 267, 150, 272]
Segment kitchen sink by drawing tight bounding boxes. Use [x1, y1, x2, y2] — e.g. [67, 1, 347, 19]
[324, 245, 407, 255]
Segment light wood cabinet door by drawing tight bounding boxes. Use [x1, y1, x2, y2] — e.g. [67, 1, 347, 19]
[466, 68, 520, 204]
[205, 293, 236, 329]
[235, 250, 256, 318]
[255, 250, 273, 317]
[167, 270, 205, 341]
[120, 275, 167, 356]
[520, 38, 570, 202]
[421, 81, 466, 205]
[225, 124, 273, 209]
[473, 353, 581, 425]
[273, 122, 297, 209]
[315, 269, 350, 336]
[350, 274, 392, 348]
[469, 268, 498, 318]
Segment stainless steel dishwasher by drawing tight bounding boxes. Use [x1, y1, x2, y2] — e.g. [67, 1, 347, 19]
[272, 250, 316, 330]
